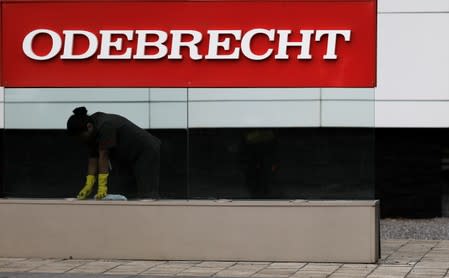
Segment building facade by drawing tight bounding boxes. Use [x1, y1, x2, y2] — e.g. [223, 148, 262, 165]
[0, 0, 448, 218]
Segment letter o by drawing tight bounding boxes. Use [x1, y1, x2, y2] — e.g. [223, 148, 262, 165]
[22, 29, 62, 60]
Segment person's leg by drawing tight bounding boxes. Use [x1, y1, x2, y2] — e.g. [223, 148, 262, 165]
[134, 150, 160, 199]
[109, 160, 137, 197]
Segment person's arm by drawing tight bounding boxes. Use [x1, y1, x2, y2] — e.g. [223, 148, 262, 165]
[77, 141, 99, 199]
[87, 157, 98, 175]
[95, 148, 110, 199]
[94, 122, 116, 199]
[98, 149, 109, 174]
[77, 157, 98, 200]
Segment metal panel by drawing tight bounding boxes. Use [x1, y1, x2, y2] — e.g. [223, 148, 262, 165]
[150, 88, 187, 102]
[189, 88, 320, 101]
[378, 0, 449, 13]
[0, 87, 4, 129]
[5, 103, 150, 129]
[150, 102, 187, 129]
[375, 101, 449, 127]
[322, 101, 374, 127]
[321, 88, 374, 100]
[376, 14, 449, 101]
[0, 103, 3, 129]
[188, 101, 320, 128]
[5, 88, 149, 102]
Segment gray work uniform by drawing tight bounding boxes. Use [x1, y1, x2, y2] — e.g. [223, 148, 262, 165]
[88, 112, 161, 198]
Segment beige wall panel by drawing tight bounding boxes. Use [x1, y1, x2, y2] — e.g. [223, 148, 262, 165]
[0, 200, 379, 263]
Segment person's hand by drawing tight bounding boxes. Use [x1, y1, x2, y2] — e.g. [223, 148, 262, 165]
[95, 173, 109, 200]
[77, 185, 93, 200]
[77, 175, 96, 200]
[95, 184, 107, 199]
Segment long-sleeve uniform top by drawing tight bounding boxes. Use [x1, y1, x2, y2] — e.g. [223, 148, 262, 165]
[88, 112, 161, 198]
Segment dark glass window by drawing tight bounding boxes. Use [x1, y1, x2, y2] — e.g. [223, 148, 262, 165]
[2, 129, 188, 199]
[189, 128, 375, 200]
[4, 127, 449, 218]
[2, 128, 374, 200]
[3, 130, 86, 198]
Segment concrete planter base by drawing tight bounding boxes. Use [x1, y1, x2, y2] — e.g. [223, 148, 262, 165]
[0, 199, 379, 263]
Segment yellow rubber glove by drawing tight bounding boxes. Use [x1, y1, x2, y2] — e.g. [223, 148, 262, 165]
[95, 173, 109, 200]
[77, 175, 96, 200]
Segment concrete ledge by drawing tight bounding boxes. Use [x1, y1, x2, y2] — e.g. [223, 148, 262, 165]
[0, 199, 380, 263]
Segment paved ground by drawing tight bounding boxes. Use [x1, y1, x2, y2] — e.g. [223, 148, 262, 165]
[1, 240, 449, 277]
[381, 218, 449, 240]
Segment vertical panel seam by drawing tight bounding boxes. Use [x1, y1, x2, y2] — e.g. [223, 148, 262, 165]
[1, 101, 3, 129]
[1, 88, 4, 129]
[148, 88, 151, 129]
[186, 88, 190, 199]
[319, 88, 322, 127]
[374, 88, 377, 128]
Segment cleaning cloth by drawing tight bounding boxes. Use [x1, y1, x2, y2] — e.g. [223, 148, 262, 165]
[101, 194, 127, 201]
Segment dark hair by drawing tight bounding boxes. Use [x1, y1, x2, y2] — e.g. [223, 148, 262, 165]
[66, 107, 92, 136]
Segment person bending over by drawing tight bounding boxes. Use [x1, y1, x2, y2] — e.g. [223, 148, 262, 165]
[67, 107, 161, 200]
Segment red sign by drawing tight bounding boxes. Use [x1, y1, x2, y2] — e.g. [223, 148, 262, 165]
[1, 0, 377, 87]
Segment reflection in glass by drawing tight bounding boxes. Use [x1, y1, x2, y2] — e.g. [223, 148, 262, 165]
[2, 129, 188, 199]
[243, 129, 278, 198]
[189, 128, 375, 200]
[3, 127, 374, 200]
